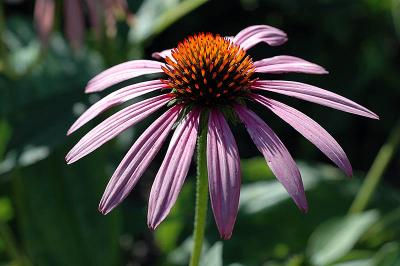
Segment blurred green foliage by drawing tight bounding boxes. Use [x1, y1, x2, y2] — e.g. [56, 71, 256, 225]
[0, 0, 399, 265]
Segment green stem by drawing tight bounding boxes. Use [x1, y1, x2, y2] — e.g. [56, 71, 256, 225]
[0, 222, 31, 266]
[189, 112, 209, 266]
[349, 119, 400, 214]
[0, 222, 19, 261]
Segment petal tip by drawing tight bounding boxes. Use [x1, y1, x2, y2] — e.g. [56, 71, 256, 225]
[147, 222, 157, 231]
[273, 36, 288, 46]
[65, 151, 78, 164]
[98, 204, 111, 215]
[220, 233, 232, 240]
[345, 168, 353, 178]
[321, 69, 329, 74]
[84, 88, 94, 94]
[84, 83, 96, 93]
[65, 154, 72, 164]
[66, 127, 75, 136]
[151, 52, 162, 60]
[371, 113, 380, 120]
[297, 199, 309, 213]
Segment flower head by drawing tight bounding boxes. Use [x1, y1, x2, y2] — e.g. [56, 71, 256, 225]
[162, 33, 255, 105]
[66, 25, 378, 239]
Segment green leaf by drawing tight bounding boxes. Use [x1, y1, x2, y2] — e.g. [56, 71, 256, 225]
[372, 242, 400, 266]
[332, 259, 374, 266]
[362, 207, 400, 246]
[239, 162, 324, 214]
[154, 182, 193, 252]
[240, 157, 274, 182]
[0, 197, 13, 222]
[331, 242, 400, 266]
[307, 210, 380, 266]
[12, 150, 122, 266]
[200, 242, 223, 266]
[129, 0, 208, 44]
[168, 237, 209, 265]
[0, 119, 11, 160]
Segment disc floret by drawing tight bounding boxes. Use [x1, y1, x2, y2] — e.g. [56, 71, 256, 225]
[162, 33, 255, 106]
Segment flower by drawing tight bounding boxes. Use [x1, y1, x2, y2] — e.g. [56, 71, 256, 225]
[66, 25, 378, 239]
[34, 0, 131, 48]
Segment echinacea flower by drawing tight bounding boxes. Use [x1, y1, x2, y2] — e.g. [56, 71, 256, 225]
[66, 25, 378, 239]
[34, 0, 131, 48]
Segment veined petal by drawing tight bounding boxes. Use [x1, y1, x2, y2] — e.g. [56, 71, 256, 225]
[147, 109, 200, 229]
[66, 94, 170, 164]
[233, 25, 288, 50]
[152, 48, 173, 60]
[253, 94, 353, 176]
[85, 60, 165, 93]
[235, 105, 307, 211]
[68, 80, 169, 135]
[251, 80, 379, 119]
[254, 56, 328, 74]
[207, 109, 241, 240]
[99, 105, 182, 214]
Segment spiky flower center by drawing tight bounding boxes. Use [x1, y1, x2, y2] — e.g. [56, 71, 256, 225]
[162, 33, 255, 106]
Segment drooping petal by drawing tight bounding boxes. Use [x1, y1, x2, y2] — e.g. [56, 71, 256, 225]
[85, 0, 101, 37]
[254, 56, 328, 75]
[85, 60, 165, 93]
[68, 80, 169, 135]
[152, 48, 173, 60]
[64, 0, 85, 49]
[34, 0, 55, 46]
[66, 94, 170, 164]
[235, 105, 307, 211]
[207, 109, 241, 240]
[253, 94, 353, 176]
[251, 80, 379, 119]
[233, 25, 288, 50]
[147, 109, 200, 229]
[99, 105, 182, 214]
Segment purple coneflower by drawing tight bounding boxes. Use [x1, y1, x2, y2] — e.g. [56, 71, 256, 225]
[66, 25, 378, 239]
[34, 0, 131, 48]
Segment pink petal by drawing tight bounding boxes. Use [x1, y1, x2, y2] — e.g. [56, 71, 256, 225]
[235, 105, 308, 211]
[252, 94, 353, 176]
[207, 109, 241, 240]
[34, 0, 55, 46]
[66, 94, 170, 164]
[68, 80, 169, 135]
[99, 105, 182, 214]
[254, 56, 328, 74]
[85, 60, 165, 93]
[233, 25, 288, 50]
[152, 48, 173, 60]
[147, 109, 200, 229]
[64, 0, 85, 49]
[251, 80, 379, 119]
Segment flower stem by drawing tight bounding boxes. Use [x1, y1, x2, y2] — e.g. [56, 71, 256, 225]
[349, 118, 400, 214]
[189, 112, 209, 266]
